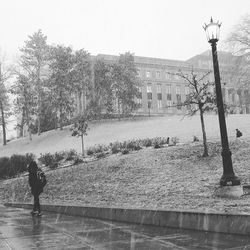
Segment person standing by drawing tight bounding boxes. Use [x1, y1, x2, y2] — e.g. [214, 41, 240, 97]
[27, 161, 47, 216]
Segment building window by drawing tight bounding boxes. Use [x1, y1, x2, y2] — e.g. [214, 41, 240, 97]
[157, 84, 162, 104]
[147, 84, 152, 93]
[146, 71, 151, 78]
[157, 99, 162, 108]
[167, 100, 172, 108]
[157, 84, 162, 93]
[174, 74, 180, 80]
[147, 84, 152, 100]
[176, 85, 181, 110]
[165, 72, 171, 80]
[137, 87, 142, 107]
[166, 84, 172, 100]
[156, 71, 161, 78]
[176, 85, 181, 95]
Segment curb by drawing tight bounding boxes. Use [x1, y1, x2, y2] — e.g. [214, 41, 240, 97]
[4, 202, 250, 236]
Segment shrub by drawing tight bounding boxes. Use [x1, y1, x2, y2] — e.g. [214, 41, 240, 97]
[65, 149, 78, 161]
[49, 162, 59, 170]
[193, 135, 199, 142]
[9, 154, 28, 177]
[73, 156, 84, 165]
[121, 139, 142, 151]
[38, 153, 54, 167]
[171, 137, 179, 146]
[54, 151, 65, 162]
[87, 147, 95, 156]
[94, 144, 109, 153]
[153, 142, 162, 149]
[25, 153, 36, 164]
[96, 152, 106, 158]
[121, 148, 130, 154]
[0, 154, 35, 179]
[110, 141, 121, 154]
[0, 157, 10, 178]
[141, 138, 152, 147]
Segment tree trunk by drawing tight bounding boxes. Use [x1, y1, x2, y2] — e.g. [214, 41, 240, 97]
[37, 65, 41, 136]
[28, 121, 32, 141]
[26, 108, 32, 141]
[0, 101, 7, 146]
[118, 98, 121, 121]
[81, 135, 84, 156]
[19, 107, 25, 137]
[59, 109, 63, 130]
[54, 112, 58, 130]
[199, 107, 208, 157]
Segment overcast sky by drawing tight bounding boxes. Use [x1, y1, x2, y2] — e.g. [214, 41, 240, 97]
[1, 0, 250, 62]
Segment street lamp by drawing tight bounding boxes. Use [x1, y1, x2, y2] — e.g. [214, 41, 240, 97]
[203, 18, 240, 186]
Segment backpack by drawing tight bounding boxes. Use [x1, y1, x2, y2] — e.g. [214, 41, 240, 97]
[37, 169, 47, 188]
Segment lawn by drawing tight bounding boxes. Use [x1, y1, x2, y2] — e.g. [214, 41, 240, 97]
[1, 137, 250, 214]
[1, 114, 250, 157]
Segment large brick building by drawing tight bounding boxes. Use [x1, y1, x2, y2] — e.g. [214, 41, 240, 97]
[76, 51, 250, 115]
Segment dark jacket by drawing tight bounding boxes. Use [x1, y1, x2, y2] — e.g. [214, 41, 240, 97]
[28, 161, 43, 195]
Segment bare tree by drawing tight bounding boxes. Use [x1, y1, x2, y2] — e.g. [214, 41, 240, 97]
[226, 14, 250, 110]
[170, 69, 215, 157]
[0, 61, 12, 145]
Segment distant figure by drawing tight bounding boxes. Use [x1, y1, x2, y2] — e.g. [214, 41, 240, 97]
[166, 137, 170, 144]
[27, 161, 47, 217]
[236, 129, 243, 138]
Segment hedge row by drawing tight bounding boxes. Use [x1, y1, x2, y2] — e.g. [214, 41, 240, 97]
[87, 136, 179, 156]
[0, 153, 35, 179]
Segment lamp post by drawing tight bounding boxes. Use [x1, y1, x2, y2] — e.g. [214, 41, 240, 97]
[203, 18, 240, 186]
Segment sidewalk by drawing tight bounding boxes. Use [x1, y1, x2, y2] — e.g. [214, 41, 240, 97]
[1, 205, 250, 250]
[5, 203, 250, 235]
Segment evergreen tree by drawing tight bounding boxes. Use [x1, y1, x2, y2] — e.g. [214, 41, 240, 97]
[48, 45, 75, 130]
[11, 73, 36, 140]
[92, 59, 114, 117]
[20, 29, 48, 135]
[112, 52, 141, 118]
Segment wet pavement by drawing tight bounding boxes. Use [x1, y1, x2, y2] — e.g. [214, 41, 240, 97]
[0, 205, 250, 249]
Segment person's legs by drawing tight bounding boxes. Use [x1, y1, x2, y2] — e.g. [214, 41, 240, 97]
[34, 192, 41, 213]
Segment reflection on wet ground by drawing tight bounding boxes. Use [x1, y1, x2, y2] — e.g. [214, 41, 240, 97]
[0, 205, 250, 249]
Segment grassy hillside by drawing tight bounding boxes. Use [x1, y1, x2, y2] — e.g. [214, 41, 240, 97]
[1, 114, 250, 157]
[1, 138, 250, 214]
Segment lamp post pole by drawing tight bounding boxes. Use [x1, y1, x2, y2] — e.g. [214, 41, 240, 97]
[210, 41, 240, 186]
[204, 18, 240, 186]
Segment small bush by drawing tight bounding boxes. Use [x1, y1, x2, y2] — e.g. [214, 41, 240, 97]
[65, 149, 78, 161]
[96, 152, 106, 158]
[171, 137, 180, 146]
[9, 154, 28, 177]
[87, 144, 109, 156]
[54, 151, 65, 162]
[39, 153, 54, 167]
[153, 142, 162, 149]
[95, 144, 109, 153]
[121, 148, 130, 154]
[25, 153, 36, 164]
[49, 162, 59, 170]
[141, 138, 152, 147]
[87, 147, 95, 156]
[110, 141, 121, 154]
[0, 157, 10, 178]
[193, 135, 199, 142]
[73, 156, 84, 165]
